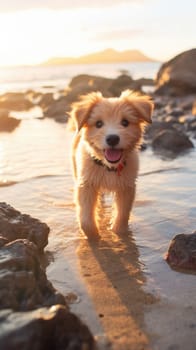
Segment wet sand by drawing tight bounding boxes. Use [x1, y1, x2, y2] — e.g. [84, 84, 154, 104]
[78, 231, 156, 350]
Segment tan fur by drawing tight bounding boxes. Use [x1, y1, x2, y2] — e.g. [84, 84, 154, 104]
[70, 90, 154, 239]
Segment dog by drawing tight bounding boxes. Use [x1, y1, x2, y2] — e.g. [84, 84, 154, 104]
[70, 90, 154, 239]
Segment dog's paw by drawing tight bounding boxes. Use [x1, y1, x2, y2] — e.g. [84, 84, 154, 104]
[80, 222, 100, 240]
[112, 222, 129, 235]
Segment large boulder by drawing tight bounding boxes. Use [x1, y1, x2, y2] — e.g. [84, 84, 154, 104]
[166, 231, 196, 271]
[152, 129, 194, 156]
[67, 73, 153, 101]
[156, 48, 196, 95]
[0, 239, 65, 310]
[109, 74, 133, 96]
[42, 96, 69, 123]
[69, 74, 113, 92]
[0, 203, 95, 349]
[68, 74, 114, 101]
[0, 109, 21, 132]
[38, 93, 55, 109]
[0, 305, 95, 350]
[0, 92, 33, 111]
[0, 202, 49, 251]
[145, 121, 174, 139]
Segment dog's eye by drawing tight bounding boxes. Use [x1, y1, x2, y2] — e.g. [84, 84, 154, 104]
[121, 118, 129, 127]
[95, 120, 103, 128]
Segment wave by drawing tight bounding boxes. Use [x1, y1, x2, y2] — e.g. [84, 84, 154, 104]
[0, 174, 65, 187]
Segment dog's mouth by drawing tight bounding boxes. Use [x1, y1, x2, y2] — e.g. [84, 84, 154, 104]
[104, 148, 123, 163]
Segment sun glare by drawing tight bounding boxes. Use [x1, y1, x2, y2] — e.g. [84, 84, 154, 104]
[0, 1, 195, 66]
[0, 8, 95, 66]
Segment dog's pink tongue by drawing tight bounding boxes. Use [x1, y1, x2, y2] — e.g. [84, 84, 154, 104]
[104, 149, 122, 163]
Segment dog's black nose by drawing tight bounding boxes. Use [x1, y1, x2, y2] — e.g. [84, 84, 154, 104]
[106, 134, 120, 146]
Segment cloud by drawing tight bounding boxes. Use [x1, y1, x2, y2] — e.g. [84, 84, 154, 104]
[0, 0, 144, 12]
[94, 29, 143, 41]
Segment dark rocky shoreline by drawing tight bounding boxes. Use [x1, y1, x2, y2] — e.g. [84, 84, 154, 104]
[0, 79, 195, 157]
[0, 49, 195, 158]
[0, 203, 95, 350]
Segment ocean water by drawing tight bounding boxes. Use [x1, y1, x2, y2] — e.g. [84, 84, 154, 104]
[0, 118, 196, 348]
[0, 61, 161, 93]
[0, 62, 196, 349]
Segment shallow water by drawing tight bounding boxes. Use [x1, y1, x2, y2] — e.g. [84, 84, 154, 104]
[135, 149, 196, 349]
[0, 118, 196, 349]
[0, 61, 160, 93]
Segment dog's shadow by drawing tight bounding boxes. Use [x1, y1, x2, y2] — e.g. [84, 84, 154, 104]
[78, 211, 156, 347]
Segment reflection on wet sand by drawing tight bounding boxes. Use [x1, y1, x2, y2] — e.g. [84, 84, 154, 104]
[78, 201, 156, 350]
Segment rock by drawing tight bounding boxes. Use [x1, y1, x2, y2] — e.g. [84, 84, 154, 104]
[0, 204, 95, 348]
[0, 239, 66, 310]
[0, 236, 8, 247]
[109, 74, 133, 96]
[164, 116, 178, 124]
[166, 231, 196, 271]
[68, 74, 154, 101]
[192, 100, 196, 116]
[69, 74, 113, 92]
[129, 78, 154, 94]
[134, 77, 154, 88]
[65, 84, 97, 104]
[0, 92, 33, 111]
[169, 107, 184, 118]
[39, 93, 55, 109]
[0, 202, 49, 251]
[55, 114, 69, 123]
[187, 120, 196, 132]
[153, 95, 172, 110]
[156, 48, 196, 95]
[152, 129, 194, 156]
[108, 75, 154, 96]
[0, 108, 21, 132]
[178, 114, 195, 124]
[25, 90, 43, 104]
[178, 95, 196, 111]
[145, 121, 173, 139]
[43, 96, 69, 123]
[0, 305, 95, 350]
[154, 100, 165, 110]
[67, 74, 113, 102]
[140, 143, 148, 151]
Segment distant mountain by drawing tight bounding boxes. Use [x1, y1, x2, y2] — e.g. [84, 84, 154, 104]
[42, 48, 155, 65]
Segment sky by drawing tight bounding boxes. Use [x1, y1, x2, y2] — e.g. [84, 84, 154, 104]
[0, 0, 195, 66]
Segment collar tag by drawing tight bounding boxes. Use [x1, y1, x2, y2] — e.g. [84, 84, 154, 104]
[93, 156, 126, 175]
[117, 162, 124, 176]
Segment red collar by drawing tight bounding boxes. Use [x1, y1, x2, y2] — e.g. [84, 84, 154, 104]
[93, 157, 126, 176]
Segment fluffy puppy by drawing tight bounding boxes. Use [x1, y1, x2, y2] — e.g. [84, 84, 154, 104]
[70, 90, 153, 239]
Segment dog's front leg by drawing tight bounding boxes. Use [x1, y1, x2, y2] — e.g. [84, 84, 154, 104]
[112, 185, 136, 234]
[76, 184, 99, 239]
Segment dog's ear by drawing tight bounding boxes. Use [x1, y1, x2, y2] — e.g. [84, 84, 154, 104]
[120, 90, 154, 124]
[70, 92, 103, 131]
